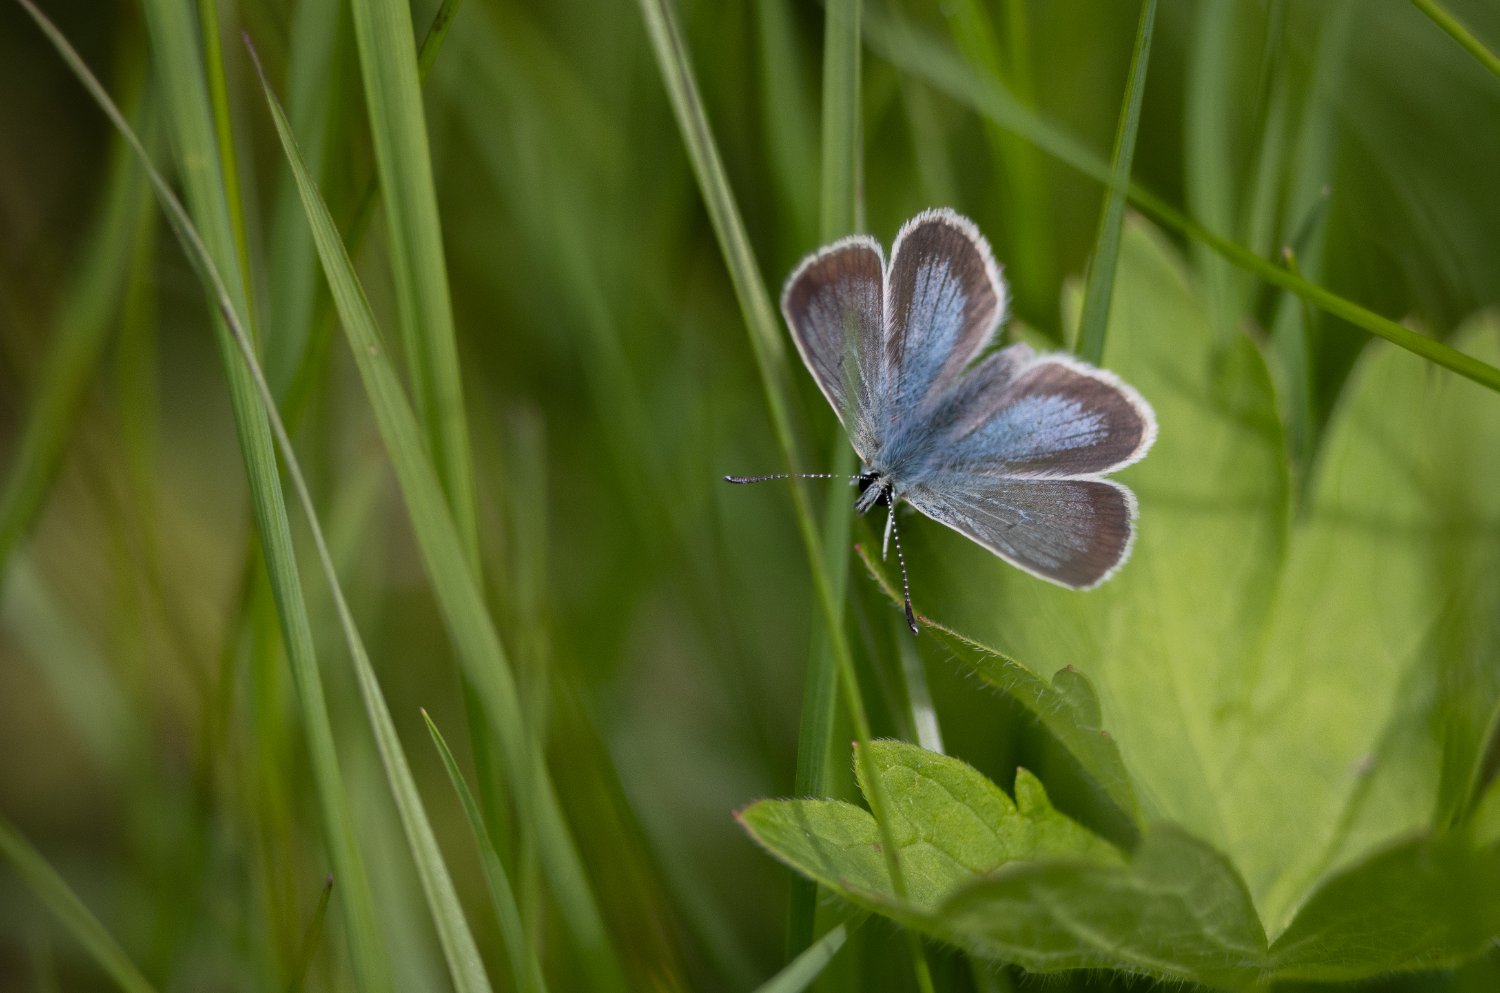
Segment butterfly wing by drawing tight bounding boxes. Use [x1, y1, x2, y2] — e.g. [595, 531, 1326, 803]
[905, 475, 1137, 588]
[937, 353, 1157, 477]
[902, 351, 1157, 588]
[884, 209, 1009, 410]
[780, 235, 885, 449]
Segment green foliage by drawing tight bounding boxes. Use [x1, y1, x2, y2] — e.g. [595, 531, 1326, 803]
[744, 741, 1500, 986]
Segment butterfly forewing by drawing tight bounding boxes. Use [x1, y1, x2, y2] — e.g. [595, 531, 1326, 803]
[885, 210, 1008, 408]
[938, 355, 1157, 477]
[781, 236, 884, 441]
[905, 476, 1136, 588]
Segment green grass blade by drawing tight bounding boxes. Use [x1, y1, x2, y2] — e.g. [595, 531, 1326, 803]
[863, 12, 1500, 396]
[42, 25, 493, 990]
[263, 0, 345, 397]
[634, 0, 922, 952]
[269, 0, 465, 413]
[343, 0, 509, 879]
[17, 3, 394, 989]
[263, 348, 496, 993]
[1410, 0, 1500, 77]
[423, 710, 550, 993]
[946, 0, 1048, 308]
[754, 0, 817, 248]
[25, 9, 499, 991]
[1183, 1, 1239, 349]
[194, 0, 256, 328]
[820, 0, 861, 237]
[203, 145, 497, 988]
[416, 0, 467, 78]
[0, 817, 160, 993]
[250, 47, 629, 993]
[754, 917, 862, 993]
[0, 61, 155, 575]
[786, 0, 866, 963]
[348, 0, 479, 561]
[285, 876, 334, 993]
[1076, 0, 1157, 365]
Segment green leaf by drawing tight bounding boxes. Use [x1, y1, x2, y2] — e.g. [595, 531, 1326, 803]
[939, 825, 1266, 987]
[739, 741, 1118, 915]
[1269, 835, 1500, 980]
[743, 742, 1284, 986]
[858, 548, 1139, 830]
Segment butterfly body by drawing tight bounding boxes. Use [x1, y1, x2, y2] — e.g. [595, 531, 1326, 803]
[757, 208, 1157, 626]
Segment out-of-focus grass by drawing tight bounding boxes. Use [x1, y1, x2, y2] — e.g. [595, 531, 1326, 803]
[2, 1, 1499, 991]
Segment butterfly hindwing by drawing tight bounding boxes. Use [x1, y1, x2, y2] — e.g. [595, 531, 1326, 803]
[904, 475, 1137, 588]
[936, 353, 1157, 478]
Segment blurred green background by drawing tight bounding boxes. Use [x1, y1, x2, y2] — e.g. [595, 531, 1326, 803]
[1, 0, 1498, 990]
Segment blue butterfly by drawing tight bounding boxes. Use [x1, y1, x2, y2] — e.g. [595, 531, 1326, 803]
[731, 209, 1156, 631]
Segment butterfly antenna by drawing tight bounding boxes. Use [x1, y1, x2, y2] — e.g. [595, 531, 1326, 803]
[723, 473, 861, 484]
[885, 501, 919, 634]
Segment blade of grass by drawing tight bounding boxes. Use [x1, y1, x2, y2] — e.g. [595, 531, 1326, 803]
[416, 0, 466, 78]
[347, 0, 478, 560]
[820, 0, 861, 237]
[1076, 0, 1157, 365]
[0, 57, 154, 576]
[946, 0, 1048, 308]
[27, 12, 498, 990]
[270, 0, 459, 417]
[863, 11, 1500, 395]
[342, 0, 511, 868]
[1409, 0, 1500, 78]
[263, 0, 346, 397]
[787, 0, 865, 965]
[1183, 1, 1240, 349]
[30, 1, 393, 988]
[423, 711, 549, 993]
[1239, 0, 1289, 267]
[249, 47, 629, 992]
[753, 917, 863, 993]
[285, 875, 334, 993]
[754, 0, 817, 250]
[0, 817, 160, 993]
[633, 0, 926, 978]
[194, 0, 256, 330]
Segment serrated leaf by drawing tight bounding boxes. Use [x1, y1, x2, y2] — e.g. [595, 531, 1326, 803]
[1269, 836, 1500, 981]
[859, 556, 1139, 827]
[739, 741, 1116, 915]
[939, 824, 1267, 987]
[742, 742, 1279, 986]
[738, 742, 1130, 973]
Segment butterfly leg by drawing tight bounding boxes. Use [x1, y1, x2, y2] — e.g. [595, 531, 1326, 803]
[882, 503, 894, 560]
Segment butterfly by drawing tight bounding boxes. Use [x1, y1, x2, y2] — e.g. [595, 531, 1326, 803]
[729, 208, 1156, 632]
